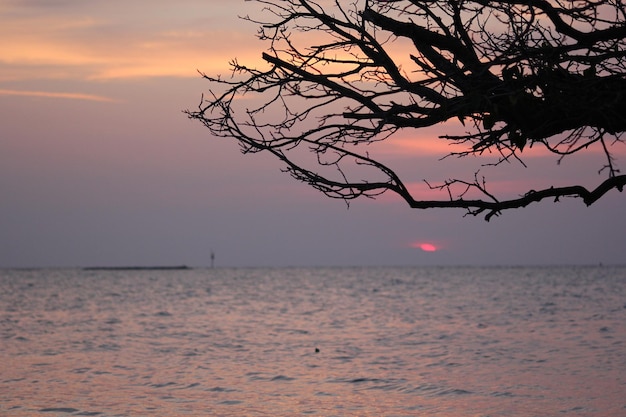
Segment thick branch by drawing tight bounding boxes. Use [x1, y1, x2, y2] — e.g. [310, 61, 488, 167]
[404, 175, 626, 221]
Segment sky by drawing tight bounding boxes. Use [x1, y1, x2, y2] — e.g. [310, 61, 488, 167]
[1, 0, 625, 268]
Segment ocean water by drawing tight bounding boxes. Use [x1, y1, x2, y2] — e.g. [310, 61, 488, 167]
[1, 266, 625, 416]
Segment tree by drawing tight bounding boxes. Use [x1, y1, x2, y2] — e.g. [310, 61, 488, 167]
[187, 0, 626, 220]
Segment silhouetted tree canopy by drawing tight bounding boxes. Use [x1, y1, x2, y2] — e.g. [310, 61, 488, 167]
[187, 0, 626, 220]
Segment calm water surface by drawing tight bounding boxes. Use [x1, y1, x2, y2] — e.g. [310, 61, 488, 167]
[1, 266, 625, 416]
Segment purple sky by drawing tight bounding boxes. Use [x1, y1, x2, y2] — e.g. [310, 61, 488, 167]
[2, 0, 625, 268]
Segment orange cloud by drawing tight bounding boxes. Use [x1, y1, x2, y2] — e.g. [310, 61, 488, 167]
[0, 28, 262, 81]
[0, 3, 267, 82]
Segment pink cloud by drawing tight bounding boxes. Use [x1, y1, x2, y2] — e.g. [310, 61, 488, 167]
[0, 89, 116, 102]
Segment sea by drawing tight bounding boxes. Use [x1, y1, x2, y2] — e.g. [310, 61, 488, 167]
[1, 266, 625, 417]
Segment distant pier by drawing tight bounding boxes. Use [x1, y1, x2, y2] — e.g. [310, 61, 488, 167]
[83, 265, 191, 271]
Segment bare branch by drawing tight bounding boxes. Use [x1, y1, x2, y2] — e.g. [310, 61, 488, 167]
[188, 0, 626, 219]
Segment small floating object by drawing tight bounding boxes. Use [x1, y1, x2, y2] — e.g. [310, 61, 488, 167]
[315, 347, 320, 353]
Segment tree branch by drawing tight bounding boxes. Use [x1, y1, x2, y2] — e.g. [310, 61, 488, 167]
[189, 0, 626, 219]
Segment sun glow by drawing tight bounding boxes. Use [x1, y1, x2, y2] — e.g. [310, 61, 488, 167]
[411, 242, 439, 252]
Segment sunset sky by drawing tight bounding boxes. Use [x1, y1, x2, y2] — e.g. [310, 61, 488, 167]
[2, 0, 625, 268]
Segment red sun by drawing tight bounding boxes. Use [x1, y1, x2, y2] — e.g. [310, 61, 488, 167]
[419, 243, 438, 252]
[410, 242, 439, 252]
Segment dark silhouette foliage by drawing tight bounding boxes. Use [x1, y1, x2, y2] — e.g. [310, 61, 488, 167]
[187, 0, 626, 219]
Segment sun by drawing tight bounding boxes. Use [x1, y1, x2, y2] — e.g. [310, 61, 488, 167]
[410, 242, 439, 252]
[419, 243, 438, 252]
